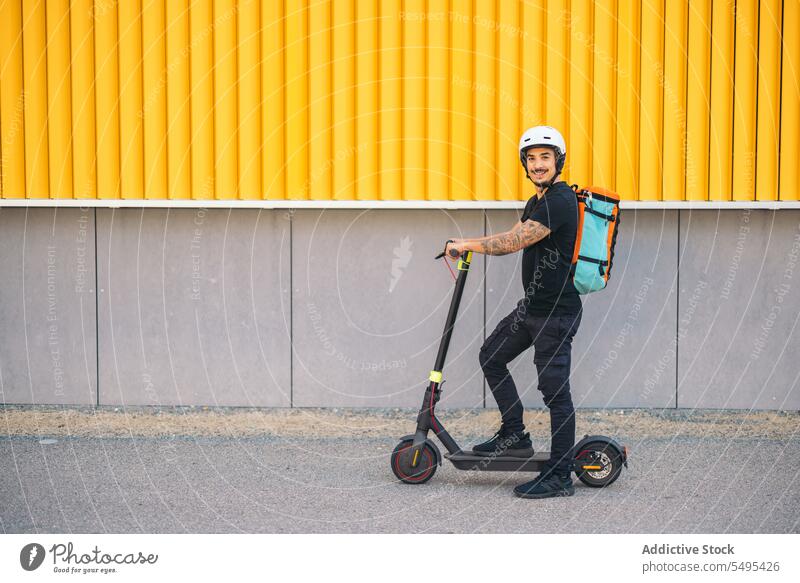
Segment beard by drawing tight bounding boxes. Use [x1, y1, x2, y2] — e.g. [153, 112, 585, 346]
[530, 171, 555, 186]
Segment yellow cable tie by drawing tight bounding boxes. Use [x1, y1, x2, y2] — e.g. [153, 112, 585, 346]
[457, 251, 474, 270]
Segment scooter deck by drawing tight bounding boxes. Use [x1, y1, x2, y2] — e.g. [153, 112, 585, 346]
[445, 450, 552, 472]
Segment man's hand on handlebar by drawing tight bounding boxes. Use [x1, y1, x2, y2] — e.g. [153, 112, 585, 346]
[444, 239, 468, 261]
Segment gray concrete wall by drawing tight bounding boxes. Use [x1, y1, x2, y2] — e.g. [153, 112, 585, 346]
[1, 207, 797, 409]
[0, 208, 97, 405]
[677, 210, 800, 409]
[291, 209, 485, 408]
[95, 208, 291, 407]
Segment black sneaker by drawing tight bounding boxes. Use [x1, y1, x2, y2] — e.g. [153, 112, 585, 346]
[472, 428, 534, 457]
[514, 471, 575, 499]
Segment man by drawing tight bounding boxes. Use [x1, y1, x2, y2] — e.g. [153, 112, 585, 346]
[444, 126, 581, 499]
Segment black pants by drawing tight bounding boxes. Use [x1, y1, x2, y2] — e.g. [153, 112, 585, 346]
[479, 299, 582, 474]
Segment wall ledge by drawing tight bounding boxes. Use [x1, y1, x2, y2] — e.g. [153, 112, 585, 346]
[1, 199, 798, 210]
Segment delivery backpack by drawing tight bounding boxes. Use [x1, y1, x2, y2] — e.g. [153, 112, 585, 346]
[567, 184, 621, 294]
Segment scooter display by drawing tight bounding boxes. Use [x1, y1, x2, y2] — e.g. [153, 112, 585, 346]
[390, 245, 628, 487]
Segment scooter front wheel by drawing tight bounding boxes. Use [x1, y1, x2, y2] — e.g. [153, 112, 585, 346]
[391, 439, 438, 484]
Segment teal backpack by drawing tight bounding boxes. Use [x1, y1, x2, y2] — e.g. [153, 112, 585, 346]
[568, 185, 621, 294]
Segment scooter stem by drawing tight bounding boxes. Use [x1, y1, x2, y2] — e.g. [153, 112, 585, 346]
[432, 250, 473, 373]
[410, 250, 474, 459]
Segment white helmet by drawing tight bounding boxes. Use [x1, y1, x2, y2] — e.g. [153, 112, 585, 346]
[518, 125, 567, 177]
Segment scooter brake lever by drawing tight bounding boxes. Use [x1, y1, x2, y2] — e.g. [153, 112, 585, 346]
[434, 239, 455, 260]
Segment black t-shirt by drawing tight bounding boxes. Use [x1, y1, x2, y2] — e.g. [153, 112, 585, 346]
[519, 181, 582, 315]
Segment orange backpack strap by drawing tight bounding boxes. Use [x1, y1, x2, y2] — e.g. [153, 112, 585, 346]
[572, 190, 585, 265]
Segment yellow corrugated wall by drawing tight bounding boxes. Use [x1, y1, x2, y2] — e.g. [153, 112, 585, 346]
[0, 0, 797, 201]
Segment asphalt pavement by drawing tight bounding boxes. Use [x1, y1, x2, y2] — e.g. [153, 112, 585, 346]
[1, 433, 798, 533]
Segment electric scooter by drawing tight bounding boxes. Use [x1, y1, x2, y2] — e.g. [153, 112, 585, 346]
[390, 245, 628, 487]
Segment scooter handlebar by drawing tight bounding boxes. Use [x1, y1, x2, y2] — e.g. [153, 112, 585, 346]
[434, 240, 463, 260]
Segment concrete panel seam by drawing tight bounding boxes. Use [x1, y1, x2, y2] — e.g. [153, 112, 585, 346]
[94, 208, 100, 407]
[676, 210, 680, 408]
[483, 209, 487, 409]
[290, 212, 293, 408]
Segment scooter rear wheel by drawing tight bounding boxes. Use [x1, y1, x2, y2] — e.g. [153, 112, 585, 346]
[391, 439, 438, 484]
[574, 442, 624, 488]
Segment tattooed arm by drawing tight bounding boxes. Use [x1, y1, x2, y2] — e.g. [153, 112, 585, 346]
[446, 220, 551, 258]
[470, 219, 551, 255]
